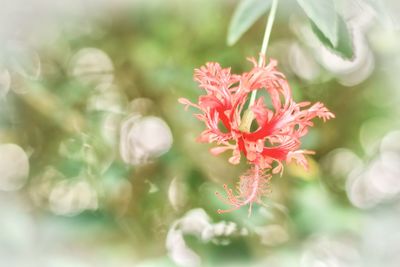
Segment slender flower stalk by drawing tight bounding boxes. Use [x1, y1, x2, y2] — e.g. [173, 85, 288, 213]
[254, 0, 279, 96]
[240, 0, 279, 133]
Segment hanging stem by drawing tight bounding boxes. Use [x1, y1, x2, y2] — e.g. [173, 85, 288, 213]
[239, 0, 279, 132]
[251, 0, 279, 104]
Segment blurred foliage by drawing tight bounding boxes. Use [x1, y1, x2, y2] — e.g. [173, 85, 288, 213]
[1, 0, 400, 266]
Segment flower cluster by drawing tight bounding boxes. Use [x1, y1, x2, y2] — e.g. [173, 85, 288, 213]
[179, 57, 334, 214]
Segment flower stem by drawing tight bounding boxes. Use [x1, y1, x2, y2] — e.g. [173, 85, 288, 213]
[251, 0, 279, 103]
[239, 0, 279, 132]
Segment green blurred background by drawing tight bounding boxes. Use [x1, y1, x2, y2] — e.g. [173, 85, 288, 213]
[1, 0, 400, 266]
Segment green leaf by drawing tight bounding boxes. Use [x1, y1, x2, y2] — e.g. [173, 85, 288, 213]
[227, 0, 272, 46]
[311, 15, 354, 59]
[297, 0, 338, 47]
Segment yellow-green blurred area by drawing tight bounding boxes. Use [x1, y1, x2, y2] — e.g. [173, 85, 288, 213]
[1, 0, 400, 266]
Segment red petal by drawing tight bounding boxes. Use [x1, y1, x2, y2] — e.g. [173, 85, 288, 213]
[242, 116, 280, 141]
[261, 146, 288, 160]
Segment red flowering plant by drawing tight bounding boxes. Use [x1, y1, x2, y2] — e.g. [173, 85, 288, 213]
[179, 57, 334, 214]
[179, 0, 334, 214]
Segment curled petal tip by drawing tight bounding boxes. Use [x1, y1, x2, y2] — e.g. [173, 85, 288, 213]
[177, 97, 188, 104]
[210, 146, 231, 155]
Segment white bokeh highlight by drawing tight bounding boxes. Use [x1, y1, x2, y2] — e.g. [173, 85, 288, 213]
[289, 42, 320, 81]
[69, 47, 114, 90]
[119, 115, 173, 165]
[346, 130, 400, 209]
[0, 144, 30, 191]
[8, 42, 41, 82]
[0, 69, 11, 98]
[168, 177, 188, 211]
[301, 235, 361, 267]
[49, 179, 98, 216]
[166, 208, 244, 267]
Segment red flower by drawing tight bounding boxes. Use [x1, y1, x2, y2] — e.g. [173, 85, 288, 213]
[179, 57, 334, 213]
